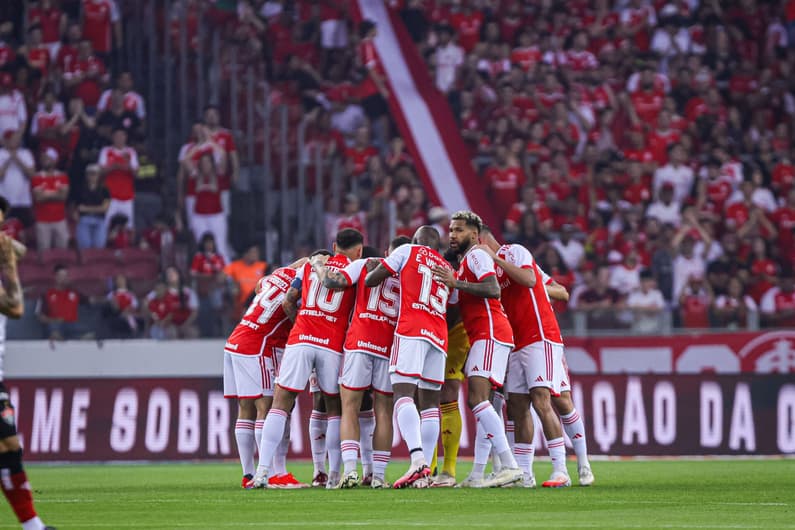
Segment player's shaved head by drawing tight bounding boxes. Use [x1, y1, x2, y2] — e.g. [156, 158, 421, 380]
[310, 249, 333, 258]
[361, 245, 382, 259]
[413, 226, 441, 250]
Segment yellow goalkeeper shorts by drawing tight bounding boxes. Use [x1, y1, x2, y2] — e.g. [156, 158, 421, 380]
[445, 322, 470, 381]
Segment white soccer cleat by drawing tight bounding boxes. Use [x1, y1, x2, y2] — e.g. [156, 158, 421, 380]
[326, 473, 341, 490]
[542, 471, 572, 488]
[455, 474, 487, 488]
[578, 466, 595, 487]
[482, 467, 523, 488]
[334, 470, 360, 489]
[370, 476, 390, 489]
[502, 474, 536, 488]
[248, 469, 269, 489]
[430, 471, 456, 488]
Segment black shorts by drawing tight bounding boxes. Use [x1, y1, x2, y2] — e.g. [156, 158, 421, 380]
[361, 93, 388, 120]
[0, 381, 16, 439]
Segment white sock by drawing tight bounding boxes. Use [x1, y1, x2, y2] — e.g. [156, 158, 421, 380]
[309, 410, 328, 475]
[547, 436, 567, 474]
[514, 442, 535, 479]
[359, 410, 375, 476]
[561, 409, 591, 469]
[492, 391, 505, 419]
[326, 415, 342, 478]
[22, 516, 45, 530]
[420, 407, 440, 465]
[341, 439, 360, 475]
[255, 409, 288, 475]
[472, 400, 517, 468]
[254, 419, 264, 454]
[395, 397, 425, 466]
[373, 450, 390, 481]
[471, 422, 490, 479]
[234, 419, 255, 476]
[272, 421, 290, 476]
[506, 420, 515, 452]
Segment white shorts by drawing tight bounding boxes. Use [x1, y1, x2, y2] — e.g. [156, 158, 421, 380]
[505, 340, 570, 396]
[465, 339, 512, 387]
[320, 19, 348, 49]
[389, 335, 445, 391]
[340, 350, 392, 395]
[223, 351, 275, 399]
[276, 344, 341, 395]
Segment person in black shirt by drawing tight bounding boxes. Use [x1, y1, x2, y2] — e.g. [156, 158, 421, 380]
[74, 164, 110, 249]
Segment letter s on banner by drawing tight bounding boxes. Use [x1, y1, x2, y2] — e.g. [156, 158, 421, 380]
[111, 388, 138, 453]
[592, 381, 616, 452]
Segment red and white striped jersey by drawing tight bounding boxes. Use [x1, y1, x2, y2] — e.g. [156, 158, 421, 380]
[382, 244, 451, 351]
[340, 258, 400, 358]
[496, 244, 562, 348]
[286, 255, 356, 354]
[455, 247, 514, 347]
[225, 267, 296, 356]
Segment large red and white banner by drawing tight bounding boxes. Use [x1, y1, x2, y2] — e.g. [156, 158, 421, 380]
[6, 374, 794, 461]
[4, 332, 794, 461]
[351, 1, 499, 233]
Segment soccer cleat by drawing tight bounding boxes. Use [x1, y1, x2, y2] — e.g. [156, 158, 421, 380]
[370, 476, 390, 489]
[455, 474, 486, 488]
[503, 475, 536, 488]
[361, 473, 373, 486]
[334, 470, 360, 489]
[248, 470, 269, 489]
[311, 471, 328, 488]
[241, 474, 254, 489]
[578, 466, 595, 487]
[482, 467, 523, 488]
[392, 464, 431, 489]
[542, 471, 572, 488]
[326, 473, 340, 490]
[430, 471, 456, 488]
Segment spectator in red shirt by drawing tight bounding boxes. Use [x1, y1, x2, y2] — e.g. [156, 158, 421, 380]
[145, 280, 175, 340]
[190, 152, 228, 261]
[31, 147, 70, 250]
[484, 145, 525, 215]
[99, 127, 138, 230]
[191, 232, 227, 337]
[55, 21, 81, 75]
[101, 273, 139, 338]
[760, 268, 795, 329]
[27, 0, 67, 55]
[165, 265, 199, 339]
[679, 275, 713, 328]
[81, 0, 122, 59]
[345, 126, 379, 178]
[35, 264, 85, 340]
[63, 39, 109, 110]
[30, 89, 65, 158]
[712, 277, 757, 330]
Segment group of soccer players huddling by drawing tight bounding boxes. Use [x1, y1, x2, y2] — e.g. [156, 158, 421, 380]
[223, 210, 595, 490]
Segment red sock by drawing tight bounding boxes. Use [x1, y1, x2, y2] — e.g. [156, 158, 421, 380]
[1, 451, 37, 523]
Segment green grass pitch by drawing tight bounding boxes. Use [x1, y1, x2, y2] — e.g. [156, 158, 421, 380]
[3, 459, 794, 529]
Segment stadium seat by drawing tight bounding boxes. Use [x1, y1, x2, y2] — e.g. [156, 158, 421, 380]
[79, 248, 121, 266]
[116, 247, 159, 265]
[38, 248, 80, 267]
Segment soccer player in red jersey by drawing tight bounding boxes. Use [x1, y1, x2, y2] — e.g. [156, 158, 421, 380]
[431, 211, 522, 488]
[224, 258, 308, 489]
[250, 230, 363, 489]
[480, 226, 594, 487]
[365, 227, 452, 489]
[315, 236, 411, 488]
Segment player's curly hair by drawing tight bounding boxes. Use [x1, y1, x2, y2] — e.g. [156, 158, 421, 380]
[451, 210, 483, 233]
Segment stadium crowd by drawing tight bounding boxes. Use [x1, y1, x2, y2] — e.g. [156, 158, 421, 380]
[1, 0, 795, 339]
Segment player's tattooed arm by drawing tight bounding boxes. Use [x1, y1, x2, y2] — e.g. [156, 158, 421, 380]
[431, 266, 501, 299]
[320, 269, 351, 290]
[364, 263, 391, 287]
[282, 287, 300, 322]
[0, 235, 23, 319]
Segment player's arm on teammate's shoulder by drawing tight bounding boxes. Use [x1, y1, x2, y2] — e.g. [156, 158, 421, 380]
[289, 257, 309, 269]
[0, 234, 23, 319]
[364, 261, 391, 287]
[546, 280, 569, 302]
[282, 287, 301, 322]
[431, 264, 501, 299]
[477, 244, 536, 288]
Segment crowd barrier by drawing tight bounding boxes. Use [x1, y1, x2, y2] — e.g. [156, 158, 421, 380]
[4, 332, 793, 461]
